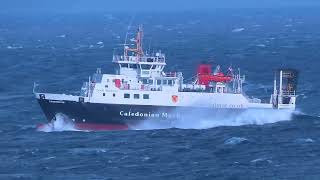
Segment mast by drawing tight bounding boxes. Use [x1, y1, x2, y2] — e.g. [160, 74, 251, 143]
[124, 25, 144, 60]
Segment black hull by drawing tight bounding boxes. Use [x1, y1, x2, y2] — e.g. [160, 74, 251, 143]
[37, 99, 245, 130]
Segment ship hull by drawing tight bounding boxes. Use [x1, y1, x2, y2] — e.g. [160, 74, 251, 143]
[37, 99, 246, 130]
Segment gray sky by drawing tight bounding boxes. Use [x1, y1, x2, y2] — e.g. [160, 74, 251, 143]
[2, 0, 320, 13]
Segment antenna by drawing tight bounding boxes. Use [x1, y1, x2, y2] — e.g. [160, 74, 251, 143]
[148, 38, 152, 55]
[123, 14, 135, 57]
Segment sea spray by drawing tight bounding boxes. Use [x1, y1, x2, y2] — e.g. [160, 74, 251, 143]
[133, 109, 293, 130]
[37, 113, 80, 132]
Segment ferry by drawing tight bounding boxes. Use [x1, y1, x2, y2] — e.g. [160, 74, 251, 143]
[34, 26, 298, 130]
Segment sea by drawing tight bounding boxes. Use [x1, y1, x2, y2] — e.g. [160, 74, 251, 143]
[0, 8, 320, 179]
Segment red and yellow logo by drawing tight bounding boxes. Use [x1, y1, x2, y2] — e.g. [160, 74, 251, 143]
[172, 95, 178, 103]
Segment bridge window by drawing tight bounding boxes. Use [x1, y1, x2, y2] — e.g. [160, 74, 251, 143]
[120, 63, 128, 68]
[142, 79, 148, 84]
[129, 64, 137, 68]
[168, 80, 173, 86]
[134, 94, 140, 99]
[147, 58, 154, 62]
[149, 80, 153, 85]
[143, 94, 149, 99]
[163, 80, 168, 85]
[124, 93, 130, 98]
[141, 64, 151, 69]
[157, 80, 161, 85]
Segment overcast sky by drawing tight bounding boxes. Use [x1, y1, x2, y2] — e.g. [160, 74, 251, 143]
[1, 0, 320, 13]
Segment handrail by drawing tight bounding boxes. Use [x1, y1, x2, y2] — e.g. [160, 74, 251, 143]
[113, 55, 165, 63]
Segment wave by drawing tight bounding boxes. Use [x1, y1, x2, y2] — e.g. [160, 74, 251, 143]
[36, 113, 83, 132]
[7, 45, 23, 49]
[294, 138, 314, 144]
[232, 28, 245, 33]
[224, 137, 249, 145]
[256, 44, 266, 48]
[36, 109, 315, 132]
[132, 109, 294, 130]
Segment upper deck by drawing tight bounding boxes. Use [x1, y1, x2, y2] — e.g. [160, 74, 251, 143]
[112, 53, 166, 65]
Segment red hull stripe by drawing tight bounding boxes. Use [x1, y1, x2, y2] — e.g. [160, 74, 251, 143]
[36, 123, 129, 131]
[75, 123, 128, 131]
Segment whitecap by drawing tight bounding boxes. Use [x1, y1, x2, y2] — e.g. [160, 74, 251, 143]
[250, 158, 272, 164]
[69, 148, 108, 155]
[256, 44, 266, 48]
[97, 41, 104, 45]
[224, 137, 248, 145]
[142, 156, 151, 161]
[56, 34, 66, 38]
[42, 156, 56, 161]
[7, 45, 23, 49]
[295, 138, 315, 143]
[232, 28, 245, 33]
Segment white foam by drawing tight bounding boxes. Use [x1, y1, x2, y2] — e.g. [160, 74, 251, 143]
[56, 34, 66, 38]
[224, 137, 248, 145]
[295, 138, 315, 143]
[256, 44, 266, 47]
[133, 109, 293, 130]
[250, 158, 272, 164]
[232, 28, 245, 33]
[7, 45, 23, 49]
[37, 113, 81, 132]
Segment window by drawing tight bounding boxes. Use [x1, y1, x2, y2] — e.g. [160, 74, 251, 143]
[149, 80, 153, 85]
[143, 94, 149, 99]
[142, 79, 148, 84]
[168, 80, 173, 86]
[141, 64, 151, 69]
[157, 80, 161, 85]
[134, 94, 140, 99]
[124, 93, 130, 98]
[129, 64, 135, 68]
[163, 80, 168, 85]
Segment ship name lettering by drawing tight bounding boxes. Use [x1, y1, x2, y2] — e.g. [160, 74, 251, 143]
[120, 111, 161, 118]
[213, 104, 244, 109]
[161, 113, 168, 118]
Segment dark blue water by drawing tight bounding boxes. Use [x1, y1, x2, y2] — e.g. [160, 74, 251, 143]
[1, 8, 320, 179]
